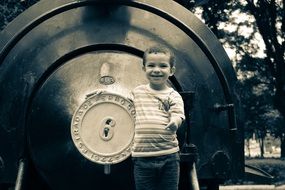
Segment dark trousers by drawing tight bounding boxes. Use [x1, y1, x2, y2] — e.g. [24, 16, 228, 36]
[133, 153, 180, 190]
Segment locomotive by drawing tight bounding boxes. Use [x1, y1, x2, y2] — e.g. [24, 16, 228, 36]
[0, 0, 245, 189]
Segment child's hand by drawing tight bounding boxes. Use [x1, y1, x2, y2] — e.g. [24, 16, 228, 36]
[165, 121, 178, 132]
[165, 117, 182, 132]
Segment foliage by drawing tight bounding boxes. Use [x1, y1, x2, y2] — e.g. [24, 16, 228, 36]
[0, 0, 38, 31]
[244, 0, 285, 112]
[243, 0, 285, 157]
[187, 0, 285, 157]
[237, 56, 274, 139]
[236, 55, 285, 156]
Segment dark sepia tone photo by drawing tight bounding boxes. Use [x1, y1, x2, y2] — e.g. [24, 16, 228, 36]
[0, 0, 284, 190]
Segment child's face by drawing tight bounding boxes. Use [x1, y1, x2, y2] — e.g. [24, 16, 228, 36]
[143, 52, 175, 89]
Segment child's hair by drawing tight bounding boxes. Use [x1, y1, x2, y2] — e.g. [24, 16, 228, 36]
[143, 45, 175, 67]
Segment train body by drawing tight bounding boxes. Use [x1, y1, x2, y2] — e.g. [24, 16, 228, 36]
[0, 0, 244, 189]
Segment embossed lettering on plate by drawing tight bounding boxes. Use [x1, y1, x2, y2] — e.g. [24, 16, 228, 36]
[71, 92, 135, 164]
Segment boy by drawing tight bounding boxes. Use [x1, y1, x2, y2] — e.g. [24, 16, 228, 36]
[132, 46, 185, 190]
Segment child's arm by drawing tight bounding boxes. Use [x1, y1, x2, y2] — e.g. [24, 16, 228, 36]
[165, 91, 185, 132]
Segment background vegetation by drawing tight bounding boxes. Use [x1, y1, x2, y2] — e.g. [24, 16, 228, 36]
[0, 0, 38, 31]
[175, 0, 285, 158]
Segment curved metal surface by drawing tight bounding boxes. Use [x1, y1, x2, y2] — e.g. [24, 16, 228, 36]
[245, 164, 274, 184]
[0, 0, 234, 104]
[0, 0, 242, 188]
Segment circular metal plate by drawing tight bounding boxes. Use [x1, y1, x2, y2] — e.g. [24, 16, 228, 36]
[71, 92, 135, 164]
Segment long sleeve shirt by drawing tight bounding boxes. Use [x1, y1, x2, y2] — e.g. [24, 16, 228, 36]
[131, 84, 185, 157]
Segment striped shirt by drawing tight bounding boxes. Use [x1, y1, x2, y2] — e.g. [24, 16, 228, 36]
[131, 84, 185, 157]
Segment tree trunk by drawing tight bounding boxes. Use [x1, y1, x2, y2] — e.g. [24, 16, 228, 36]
[246, 0, 285, 159]
[281, 134, 285, 158]
[259, 138, 264, 157]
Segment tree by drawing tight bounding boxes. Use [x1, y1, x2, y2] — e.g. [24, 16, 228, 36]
[244, 0, 285, 157]
[237, 55, 277, 157]
[176, 0, 285, 157]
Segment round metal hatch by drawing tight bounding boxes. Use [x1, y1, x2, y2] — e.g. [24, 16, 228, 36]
[71, 92, 135, 164]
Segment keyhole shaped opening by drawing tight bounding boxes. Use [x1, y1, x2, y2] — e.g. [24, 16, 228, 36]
[99, 117, 115, 141]
[104, 127, 110, 137]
